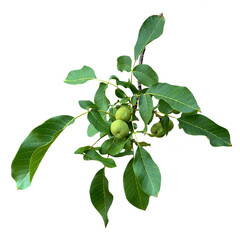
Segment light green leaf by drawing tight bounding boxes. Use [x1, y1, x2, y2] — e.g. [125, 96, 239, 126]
[117, 55, 132, 72]
[90, 168, 113, 227]
[133, 146, 161, 196]
[115, 79, 138, 94]
[11, 115, 74, 190]
[134, 15, 165, 60]
[133, 64, 158, 87]
[147, 83, 200, 113]
[83, 149, 116, 168]
[87, 123, 99, 137]
[178, 114, 232, 147]
[79, 100, 98, 110]
[87, 110, 111, 135]
[64, 66, 96, 84]
[94, 83, 110, 111]
[139, 94, 153, 126]
[124, 158, 150, 210]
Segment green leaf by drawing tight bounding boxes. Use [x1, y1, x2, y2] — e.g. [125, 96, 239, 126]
[64, 66, 96, 84]
[147, 83, 200, 113]
[120, 97, 130, 104]
[99, 138, 114, 155]
[113, 149, 133, 157]
[115, 88, 126, 98]
[74, 146, 100, 154]
[87, 123, 99, 137]
[90, 168, 113, 227]
[138, 141, 151, 147]
[83, 149, 116, 168]
[134, 14, 165, 60]
[109, 107, 117, 122]
[139, 94, 153, 126]
[11, 115, 74, 190]
[107, 137, 131, 156]
[123, 158, 150, 210]
[117, 56, 132, 72]
[158, 99, 173, 114]
[133, 64, 158, 87]
[109, 75, 119, 81]
[133, 146, 161, 196]
[178, 114, 232, 147]
[115, 79, 138, 94]
[94, 83, 110, 111]
[161, 115, 170, 135]
[87, 110, 111, 135]
[79, 100, 98, 110]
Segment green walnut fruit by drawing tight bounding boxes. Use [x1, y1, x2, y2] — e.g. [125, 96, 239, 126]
[150, 122, 165, 138]
[110, 120, 129, 139]
[115, 107, 131, 122]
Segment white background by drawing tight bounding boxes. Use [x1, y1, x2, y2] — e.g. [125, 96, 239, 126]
[1, 0, 240, 239]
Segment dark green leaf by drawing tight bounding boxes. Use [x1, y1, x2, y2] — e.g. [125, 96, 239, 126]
[134, 15, 165, 60]
[117, 56, 132, 72]
[79, 100, 98, 110]
[115, 88, 126, 98]
[131, 95, 137, 106]
[138, 141, 151, 147]
[90, 168, 113, 227]
[64, 66, 96, 84]
[123, 158, 150, 210]
[87, 110, 111, 135]
[87, 123, 99, 137]
[133, 64, 158, 87]
[113, 149, 133, 157]
[120, 97, 130, 104]
[107, 137, 131, 156]
[139, 94, 153, 126]
[83, 149, 116, 168]
[115, 79, 138, 94]
[94, 83, 110, 111]
[99, 138, 114, 155]
[147, 83, 200, 113]
[133, 146, 161, 196]
[109, 75, 119, 81]
[11, 115, 74, 190]
[74, 146, 100, 154]
[158, 99, 173, 114]
[178, 114, 232, 147]
[109, 107, 117, 122]
[161, 115, 170, 135]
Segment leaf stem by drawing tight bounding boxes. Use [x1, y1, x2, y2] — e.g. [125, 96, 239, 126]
[96, 78, 118, 88]
[63, 111, 89, 130]
[97, 110, 115, 119]
[91, 134, 107, 148]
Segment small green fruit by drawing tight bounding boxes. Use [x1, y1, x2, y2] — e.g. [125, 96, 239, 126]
[115, 107, 131, 122]
[110, 120, 129, 139]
